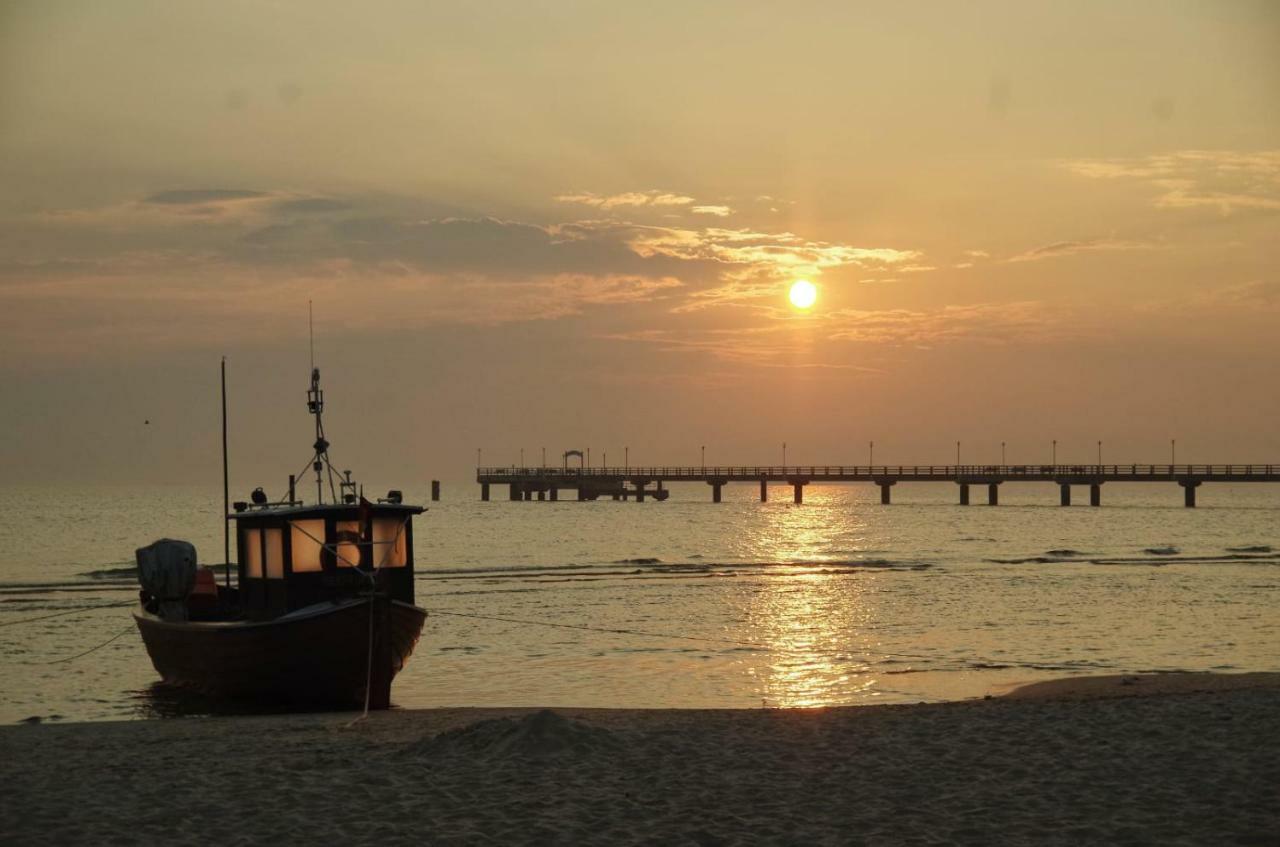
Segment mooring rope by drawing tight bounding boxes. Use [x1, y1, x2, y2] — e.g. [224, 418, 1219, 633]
[0, 602, 135, 628]
[43, 624, 135, 664]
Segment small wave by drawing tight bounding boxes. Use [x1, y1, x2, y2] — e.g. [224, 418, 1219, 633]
[1144, 546, 1180, 556]
[985, 556, 1070, 565]
[612, 557, 662, 565]
[1088, 554, 1280, 566]
[1045, 549, 1085, 557]
[1226, 545, 1273, 554]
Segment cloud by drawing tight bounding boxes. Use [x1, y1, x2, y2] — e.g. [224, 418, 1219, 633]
[0, 187, 925, 357]
[1005, 238, 1154, 263]
[1199, 279, 1280, 310]
[601, 327, 881, 371]
[144, 189, 269, 205]
[1062, 150, 1280, 214]
[691, 205, 733, 217]
[825, 302, 1063, 345]
[554, 190, 695, 210]
[600, 300, 1065, 372]
[624, 225, 918, 271]
[273, 197, 351, 214]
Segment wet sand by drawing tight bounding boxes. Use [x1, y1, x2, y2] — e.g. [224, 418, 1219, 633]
[3, 672, 1277, 846]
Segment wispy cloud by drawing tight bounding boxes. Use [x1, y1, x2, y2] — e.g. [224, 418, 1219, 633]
[825, 302, 1063, 345]
[1197, 279, 1280, 310]
[691, 205, 733, 217]
[1005, 238, 1154, 263]
[554, 190, 695, 210]
[1062, 150, 1280, 214]
[143, 189, 269, 205]
[601, 300, 1066, 372]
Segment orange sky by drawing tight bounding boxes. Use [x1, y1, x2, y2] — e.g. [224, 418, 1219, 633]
[1, 2, 1277, 485]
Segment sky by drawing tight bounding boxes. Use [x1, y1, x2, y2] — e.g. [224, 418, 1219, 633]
[1, 1, 1277, 489]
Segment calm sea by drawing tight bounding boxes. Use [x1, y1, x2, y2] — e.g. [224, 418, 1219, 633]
[1, 481, 1277, 723]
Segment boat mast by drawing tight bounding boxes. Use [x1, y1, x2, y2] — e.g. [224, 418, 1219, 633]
[221, 356, 231, 589]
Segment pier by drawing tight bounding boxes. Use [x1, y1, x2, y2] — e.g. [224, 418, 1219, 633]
[477, 464, 1280, 507]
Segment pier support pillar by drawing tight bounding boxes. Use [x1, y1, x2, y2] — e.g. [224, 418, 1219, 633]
[509, 483, 522, 501]
[710, 481, 723, 503]
[878, 481, 895, 504]
[987, 483, 999, 506]
[958, 483, 970, 506]
[1090, 484, 1101, 507]
[524, 488, 533, 501]
[537, 490, 545, 501]
[791, 481, 807, 504]
[549, 487, 558, 501]
[431, 480, 440, 501]
[636, 484, 646, 503]
[1180, 480, 1200, 508]
[760, 479, 768, 502]
[577, 486, 587, 501]
[481, 482, 490, 501]
[1059, 484, 1071, 507]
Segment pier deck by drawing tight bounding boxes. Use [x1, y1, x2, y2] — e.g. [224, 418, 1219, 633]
[477, 464, 1280, 506]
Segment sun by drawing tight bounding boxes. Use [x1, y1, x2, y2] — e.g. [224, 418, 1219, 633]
[789, 279, 817, 309]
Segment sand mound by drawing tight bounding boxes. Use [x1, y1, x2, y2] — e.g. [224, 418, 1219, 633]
[405, 710, 623, 760]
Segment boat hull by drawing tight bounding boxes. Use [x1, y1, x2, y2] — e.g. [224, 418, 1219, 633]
[134, 598, 426, 709]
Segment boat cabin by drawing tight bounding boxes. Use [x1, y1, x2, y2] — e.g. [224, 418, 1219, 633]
[230, 501, 423, 619]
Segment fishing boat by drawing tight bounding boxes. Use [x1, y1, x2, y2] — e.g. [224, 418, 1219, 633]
[133, 362, 427, 710]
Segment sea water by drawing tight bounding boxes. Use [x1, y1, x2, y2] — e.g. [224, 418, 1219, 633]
[1, 481, 1276, 722]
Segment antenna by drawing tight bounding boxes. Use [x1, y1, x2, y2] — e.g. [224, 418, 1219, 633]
[299, 303, 345, 505]
[309, 300, 315, 373]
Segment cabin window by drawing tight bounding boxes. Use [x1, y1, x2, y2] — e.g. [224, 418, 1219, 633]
[243, 528, 263, 578]
[335, 520, 361, 567]
[265, 528, 285, 579]
[289, 520, 325, 573]
[372, 518, 408, 567]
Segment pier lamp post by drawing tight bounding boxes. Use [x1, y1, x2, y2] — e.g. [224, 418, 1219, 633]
[625, 446, 629, 470]
[603, 452, 607, 468]
[869, 441, 874, 467]
[477, 447, 481, 468]
[701, 445, 705, 470]
[1171, 439, 1176, 466]
[542, 447, 546, 467]
[1097, 441, 1102, 466]
[782, 442, 787, 468]
[1052, 440, 1057, 465]
[520, 448, 524, 468]
[956, 441, 961, 466]
[587, 448, 591, 467]
[1001, 442, 1006, 465]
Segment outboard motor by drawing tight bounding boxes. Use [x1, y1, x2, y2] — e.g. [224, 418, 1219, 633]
[136, 539, 198, 621]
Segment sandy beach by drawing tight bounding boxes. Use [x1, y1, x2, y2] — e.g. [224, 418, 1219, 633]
[3, 673, 1277, 846]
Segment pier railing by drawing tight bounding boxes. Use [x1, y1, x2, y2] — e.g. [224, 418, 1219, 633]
[478, 464, 1278, 481]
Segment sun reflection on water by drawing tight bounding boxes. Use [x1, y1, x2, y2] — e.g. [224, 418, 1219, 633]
[742, 497, 884, 707]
